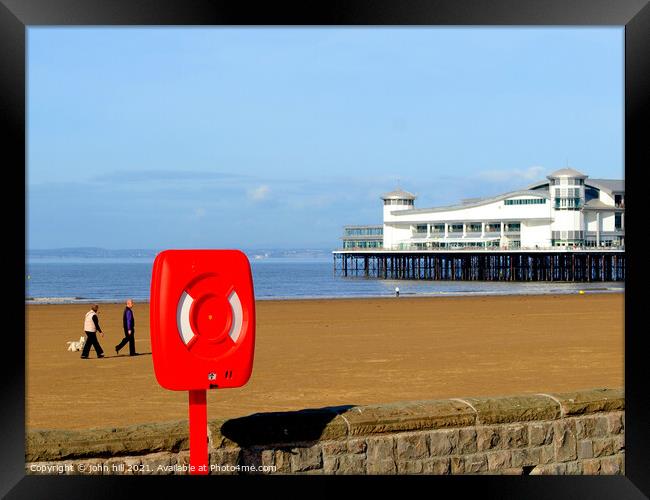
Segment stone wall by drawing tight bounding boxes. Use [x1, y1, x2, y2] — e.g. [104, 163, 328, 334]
[25, 388, 624, 475]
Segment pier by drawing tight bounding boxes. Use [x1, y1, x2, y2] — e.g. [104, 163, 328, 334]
[332, 249, 625, 282]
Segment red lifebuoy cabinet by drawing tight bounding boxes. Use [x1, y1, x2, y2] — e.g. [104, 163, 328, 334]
[150, 249, 256, 474]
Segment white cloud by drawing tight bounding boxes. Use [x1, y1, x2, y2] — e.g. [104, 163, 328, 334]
[193, 207, 206, 218]
[248, 185, 270, 201]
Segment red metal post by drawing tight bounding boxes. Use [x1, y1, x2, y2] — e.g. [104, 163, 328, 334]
[189, 389, 208, 475]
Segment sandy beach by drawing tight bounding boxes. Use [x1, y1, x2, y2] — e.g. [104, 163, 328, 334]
[26, 293, 623, 430]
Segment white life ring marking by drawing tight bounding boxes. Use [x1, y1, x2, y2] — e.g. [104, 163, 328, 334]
[228, 290, 243, 343]
[177, 289, 243, 345]
[176, 291, 196, 345]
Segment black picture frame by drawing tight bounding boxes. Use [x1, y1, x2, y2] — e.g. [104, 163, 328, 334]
[4, 0, 648, 497]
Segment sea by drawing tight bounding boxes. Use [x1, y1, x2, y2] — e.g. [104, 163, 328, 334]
[25, 256, 624, 304]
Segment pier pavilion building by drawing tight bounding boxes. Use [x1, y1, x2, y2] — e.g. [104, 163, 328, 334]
[342, 168, 624, 251]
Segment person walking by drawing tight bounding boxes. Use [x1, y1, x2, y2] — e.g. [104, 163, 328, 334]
[115, 298, 138, 356]
[81, 304, 105, 359]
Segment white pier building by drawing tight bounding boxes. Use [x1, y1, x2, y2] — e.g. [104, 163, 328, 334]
[342, 168, 624, 251]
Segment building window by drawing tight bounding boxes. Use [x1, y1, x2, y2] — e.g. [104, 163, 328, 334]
[504, 198, 546, 205]
[384, 199, 414, 206]
[585, 186, 599, 202]
[344, 227, 383, 236]
[615, 194, 624, 208]
[615, 213, 622, 229]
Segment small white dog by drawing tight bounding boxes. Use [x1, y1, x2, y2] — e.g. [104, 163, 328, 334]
[67, 336, 86, 352]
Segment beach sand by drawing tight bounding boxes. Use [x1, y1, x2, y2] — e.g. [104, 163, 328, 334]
[26, 293, 623, 430]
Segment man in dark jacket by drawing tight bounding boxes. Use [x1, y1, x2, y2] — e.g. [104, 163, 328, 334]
[115, 299, 137, 356]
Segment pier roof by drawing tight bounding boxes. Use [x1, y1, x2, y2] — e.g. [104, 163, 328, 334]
[525, 178, 623, 195]
[582, 199, 621, 211]
[587, 179, 624, 195]
[547, 167, 588, 178]
[381, 188, 417, 200]
[392, 190, 550, 215]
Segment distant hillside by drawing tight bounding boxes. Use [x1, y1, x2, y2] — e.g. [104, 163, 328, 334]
[27, 247, 332, 259]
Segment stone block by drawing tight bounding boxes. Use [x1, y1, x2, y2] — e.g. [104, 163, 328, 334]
[366, 436, 395, 462]
[26, 420, 193, 464]
[565, 461, 583, 475]
[553, 421, 577, 462]
[606, 412, 624, 434]
[487, 450, 511, 471]
[396, 433, 429, 461]
[344, 399, 475, 437]
[592, 438, 616, 458]
[538, 445, 554, 464]
[529, 422, 554, 446]
[450, 457, 464, 474]
[582, 458, 601, 475]
[260, 449, 275, 468]
[458, 429, 477, 454]
[290, 445, 322, 472]
[545, 388, 624, 417]
[617, 450, 625, 475]
[322, 441, 347, 456]
[530, 463, 567, 475]
[613, 435, 625, 452]
[577, 440, 593, 459]
[422, 457, 450, 474]
[323, 456, 339, 474]
[500, 424, 528, 448]
[347, 438, 367, 455]
[600, 455, 622, 475]
[366, 436, 396, 474]
[465, 395, 560, 425]
[497, 467, 524, 475]
[575, 415, 609, 439]
[274, 450, 292, 473]
[464, 453, 488, 474]
[336, 454, 365, 474]
[511, 447, 541, 468]
[429, 429, 459, 455]
[397, 460, 424, 474]
[476, 426, 501, 451]
[367, 458, 396, 475]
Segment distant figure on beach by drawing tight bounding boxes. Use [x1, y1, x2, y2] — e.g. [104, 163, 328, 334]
[80, 304, 104, 359]
[115, 298, 138, 356]
[395, 286, 400, 298]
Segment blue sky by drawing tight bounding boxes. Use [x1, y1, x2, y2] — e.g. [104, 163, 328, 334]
[27, 27, 623, 249]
